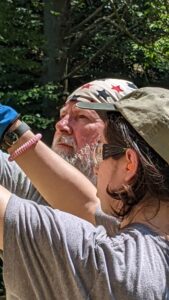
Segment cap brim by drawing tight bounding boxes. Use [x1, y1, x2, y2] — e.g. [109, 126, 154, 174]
[76, 102, 117, 111]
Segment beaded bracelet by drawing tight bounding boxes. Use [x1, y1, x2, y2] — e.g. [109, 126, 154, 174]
[8, 133, 42, 162]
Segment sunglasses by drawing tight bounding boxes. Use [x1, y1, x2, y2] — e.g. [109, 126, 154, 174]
[93, 143, 127, 166]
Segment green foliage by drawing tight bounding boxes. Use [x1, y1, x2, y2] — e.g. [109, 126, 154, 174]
[0, 0, 168, 92]
[0, 0, 43, 90]
[67, 0, 169, 87]
[0, 0, 168, 136]
[0, 83, 63, 131]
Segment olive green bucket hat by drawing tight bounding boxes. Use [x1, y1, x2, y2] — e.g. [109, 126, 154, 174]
[77, 87, 169, 164]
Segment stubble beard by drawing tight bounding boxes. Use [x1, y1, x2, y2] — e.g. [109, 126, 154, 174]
[53, 144, 97, 186]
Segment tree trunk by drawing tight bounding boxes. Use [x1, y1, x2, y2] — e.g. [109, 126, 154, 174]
[43, 0, 71, 83]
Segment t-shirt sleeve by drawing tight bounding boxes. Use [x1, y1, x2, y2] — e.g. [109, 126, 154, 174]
[3, 195, 162, 300]
[0, 150, 47, 205]
[3, 194, 104, 299]
[95, 206, 120, 236]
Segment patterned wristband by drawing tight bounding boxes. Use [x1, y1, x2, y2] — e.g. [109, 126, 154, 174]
[8, 133, 42, 162]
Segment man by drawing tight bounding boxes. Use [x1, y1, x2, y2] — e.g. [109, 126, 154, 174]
[0, 87, 169, 299]
[0, 78, 137, 206]
[0, 79, 137, 295]
[52, 79, 137, 185]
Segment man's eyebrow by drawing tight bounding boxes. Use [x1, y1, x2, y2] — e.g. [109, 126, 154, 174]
[60, 106, 67, 116]
[72, 104, 89, 113]
[73, 105, 96, 114]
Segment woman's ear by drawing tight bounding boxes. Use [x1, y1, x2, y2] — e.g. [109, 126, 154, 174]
[124, 149, 138, 182]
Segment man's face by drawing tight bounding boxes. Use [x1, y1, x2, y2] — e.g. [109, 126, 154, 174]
[52, 100, 104, 184]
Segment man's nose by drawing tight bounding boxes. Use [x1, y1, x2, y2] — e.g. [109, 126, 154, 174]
[55, 116, 73, 134]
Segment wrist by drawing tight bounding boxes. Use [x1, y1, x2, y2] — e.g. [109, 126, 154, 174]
[7, 130, 35, 154]
[0, 121, 32, 152]
[8, 133, 42, 161]
[7, 119, 22, 132]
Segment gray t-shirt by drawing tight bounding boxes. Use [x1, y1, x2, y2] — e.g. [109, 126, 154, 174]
[0, 150, 47, 205]
[3, 195, 169, 300]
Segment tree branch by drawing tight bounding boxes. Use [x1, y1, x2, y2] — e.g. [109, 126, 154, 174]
[62, 35, 117, 80]
[68, 12, 116, 54]
[70, 4, 104, 33]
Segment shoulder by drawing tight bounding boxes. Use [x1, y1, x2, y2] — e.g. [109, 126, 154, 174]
[4, 197, 168, 298]
[0, 150, 22, 173]
[4, 194, 98, 242]
[0, 150, 9, 166]
[95, 207, 120, 236]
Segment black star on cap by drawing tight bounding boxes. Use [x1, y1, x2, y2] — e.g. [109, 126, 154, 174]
[127, 82, 137, 89]
[69, 94, 82, 101]
[97, 89, 110, 100]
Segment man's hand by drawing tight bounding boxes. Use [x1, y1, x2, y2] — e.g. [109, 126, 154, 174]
[0, 104, 19, 140]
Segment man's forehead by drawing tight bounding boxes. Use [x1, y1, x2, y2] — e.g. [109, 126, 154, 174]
[60, 100, 77, 114]
[60, 100, 101, 118]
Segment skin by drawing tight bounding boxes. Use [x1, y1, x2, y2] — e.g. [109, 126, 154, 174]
[96, 144, 169, 235]
[6, 121, 100, 224]
[96, 156, 127, 215]
[95, 136, 138, 216]
[0, 100, 105, 250]
[0, 100, 105, 247]
[0, 124, 169, 250]
[51, 100, 105, 185]
[52, 100, 105, 156]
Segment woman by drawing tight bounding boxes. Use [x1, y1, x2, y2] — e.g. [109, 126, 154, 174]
[0, 87, 169, 299]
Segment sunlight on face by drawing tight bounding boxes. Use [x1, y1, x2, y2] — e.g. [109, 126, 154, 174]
[96, 154, 127, 216]
[51, 101, 105, 184]
[52, 101, 104, 154]
[52, 135, 77, 157]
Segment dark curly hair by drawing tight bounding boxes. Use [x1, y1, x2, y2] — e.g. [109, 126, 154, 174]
[104, 112, 169, 218]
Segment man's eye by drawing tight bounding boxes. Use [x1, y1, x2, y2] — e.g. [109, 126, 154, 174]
[78, 114, 89, 119]
[60, 114, 66, 119]
[79, 115, 86, 118]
